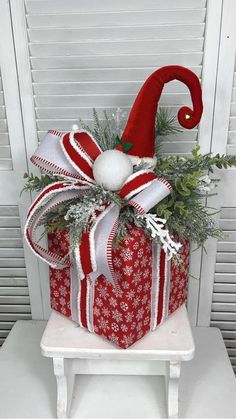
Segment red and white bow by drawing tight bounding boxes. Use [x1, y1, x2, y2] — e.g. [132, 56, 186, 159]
[25, 129, 173, 284]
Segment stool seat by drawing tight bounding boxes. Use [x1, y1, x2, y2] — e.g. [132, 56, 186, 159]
[41, 305, 194, 419]
[41, 305, 194, 360]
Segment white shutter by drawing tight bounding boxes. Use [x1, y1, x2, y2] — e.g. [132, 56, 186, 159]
[22, 0, 207, 156]
[197, 0, 236, 374]
[0, 0, 49, 344]
[9, 0, 222, 322]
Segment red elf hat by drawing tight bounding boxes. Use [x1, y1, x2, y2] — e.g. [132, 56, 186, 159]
[120, 65, 203, 167]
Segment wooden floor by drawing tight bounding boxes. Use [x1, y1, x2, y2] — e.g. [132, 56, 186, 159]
[0, 321, 236, 418]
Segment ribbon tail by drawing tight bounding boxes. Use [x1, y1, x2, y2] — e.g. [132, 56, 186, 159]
[88, 204, 120, 285]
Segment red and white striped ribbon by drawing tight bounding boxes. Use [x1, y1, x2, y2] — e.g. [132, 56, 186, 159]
[25, 129, 173, 284]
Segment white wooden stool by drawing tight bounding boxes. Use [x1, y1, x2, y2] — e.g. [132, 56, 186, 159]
[40, 305, 195, 419]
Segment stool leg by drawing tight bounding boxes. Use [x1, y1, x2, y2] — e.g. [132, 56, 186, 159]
[53, 357, 75, 419]
[165, 360, 181, 419]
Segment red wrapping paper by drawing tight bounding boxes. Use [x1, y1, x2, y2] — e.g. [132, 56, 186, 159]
[48, 226, 189, 349]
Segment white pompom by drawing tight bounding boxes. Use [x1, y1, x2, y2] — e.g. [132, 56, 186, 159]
[93, 150, 133, 191]
[72, 124, 79, 131]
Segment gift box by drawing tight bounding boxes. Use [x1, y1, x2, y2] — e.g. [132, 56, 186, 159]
[48, 226, 190, 349]
[25, 65, 201, 350]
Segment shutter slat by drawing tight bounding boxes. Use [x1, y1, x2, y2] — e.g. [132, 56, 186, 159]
[213, 293, 236, 303]
[0, 227, 22, 238]
[224, 339, 236, 348]
[220, 208, 236, 218]
[31, 53, 203, 70]
[0, 258, 25, 268]
[26, 9, 206, 28]
[227, 348, 236, 357]
[35, 105, 196, 120]
[0, 330, 9, 338]
[212, 302, 236, 312]
[215, 263, 236, 273]
[0, 248, 24, 258]
[219, 219, 236, 230]
[214, 283, 236, 293]
[0, 238, 23, 248]
[0, 207, 19, 216]
[27, 10, 206, 28]
[0, 268, 27, 277]
[0, 305, 31, 313]
[29, 24, 205, 43]
[222, 331, 236, 340]
[211, 312, 236, 321]
[25, 0, 206, 13]
[0, 313, 32, 321]
[0, 217, 21, 228]
[214, 273, 236, 283]
[32, 66, 202, 83]
[0, 277, 28, 286]
[0, 287, 29, 296]
[0, 296, 30, 304]
[211, 321, 236, 331]
[0, 321, 15, 329]
[34, 93, 193, 109]
[29, 39, 204, 57]
[217, 242, 236, 252]
[33, 79, 196, 96]
[216, 252, 236, 263]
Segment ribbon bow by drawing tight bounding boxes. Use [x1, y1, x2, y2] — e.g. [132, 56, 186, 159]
[25, 129, 174, 284]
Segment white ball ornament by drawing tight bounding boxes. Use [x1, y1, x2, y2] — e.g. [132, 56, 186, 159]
[93, 150, 133, 191]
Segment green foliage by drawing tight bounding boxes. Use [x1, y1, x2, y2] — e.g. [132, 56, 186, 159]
[155, 145, 236, 180]
[155, 108, 182, 155]
[155, 108, 182, 137]
[153, 146, 235, 247]
[21, 172, 63, 195]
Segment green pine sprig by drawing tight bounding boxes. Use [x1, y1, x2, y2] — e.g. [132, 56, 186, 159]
[21, 172, 63, 195]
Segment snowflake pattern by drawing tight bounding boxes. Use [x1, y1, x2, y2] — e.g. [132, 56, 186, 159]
[48, 230, 71, 318]
[168, 239, 190, 315]
[48, 227, 189, 350]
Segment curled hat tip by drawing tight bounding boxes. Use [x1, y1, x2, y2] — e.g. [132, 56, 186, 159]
[178, 106, 202, 129]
